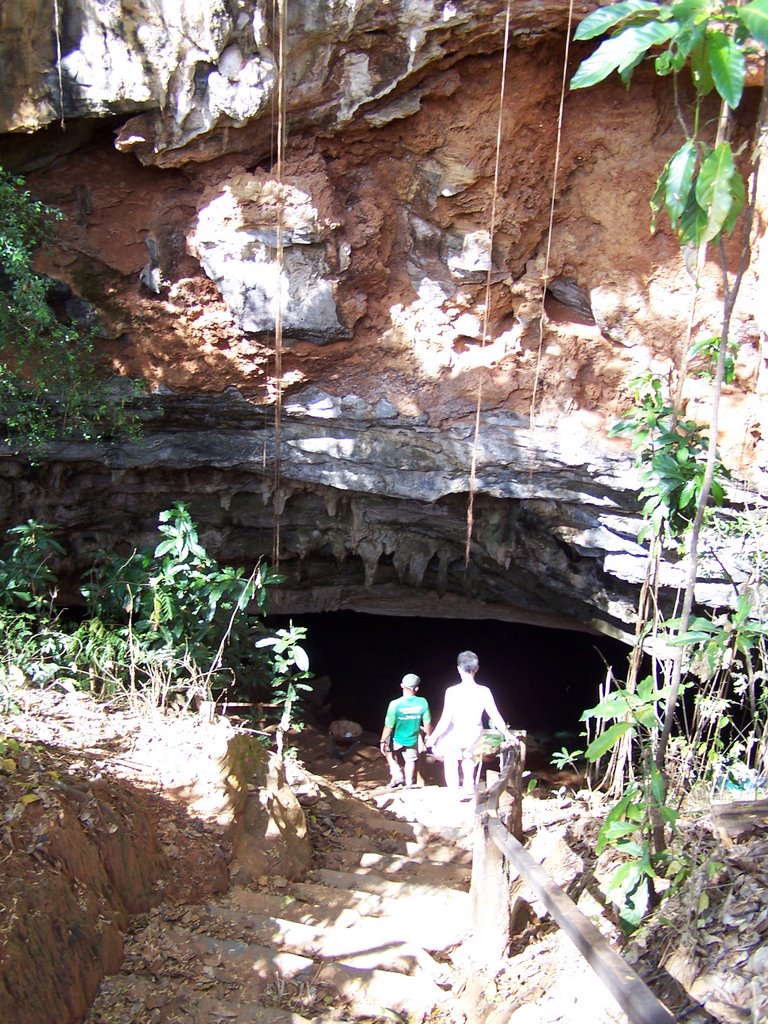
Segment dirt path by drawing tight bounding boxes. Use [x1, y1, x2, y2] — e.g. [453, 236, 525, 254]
[77, 715, 629, 1024]
[5, 692, 763, 1024]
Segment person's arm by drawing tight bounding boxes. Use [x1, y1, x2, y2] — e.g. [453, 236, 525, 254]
[380, 700, 397, 753]
[427, 692, 451, 747]
[422, 705, 433, 739]
[380, 723, 393, 753]
[482, 688, 510, 735]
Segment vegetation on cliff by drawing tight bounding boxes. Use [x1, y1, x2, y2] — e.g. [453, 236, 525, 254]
[0, 166, 139, 451]
[556, 0, 768, 931]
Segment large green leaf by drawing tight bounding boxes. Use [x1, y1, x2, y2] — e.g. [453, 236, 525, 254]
[571, 20, 678, 89]
[696, 142, 740, 241]
[722, 166, 746, 235]
[604, 859, 643, 896]
[679, 181, 708, 243]
[585, 720, 635, 761]
[600, 820, 642, 843]
[663, 12, 706, 72]
[671, 0, 711, 18]
[574, 0, 664, 41]
[619, 50, 647, 85]
[689, 37, 715, 95]
[739, 0, 768, 46]
[292, 644, 310, 672]
[706, 31, 746, 108]
[664, 139, 697, 228]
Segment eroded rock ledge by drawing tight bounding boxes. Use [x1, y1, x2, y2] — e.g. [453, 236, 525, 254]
[1, 390, 759, 644]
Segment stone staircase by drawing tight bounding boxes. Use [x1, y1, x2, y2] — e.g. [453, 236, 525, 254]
[86, 784, 478, 1024]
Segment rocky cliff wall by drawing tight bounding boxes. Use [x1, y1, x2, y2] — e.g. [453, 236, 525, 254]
[0, 0, 766, 641]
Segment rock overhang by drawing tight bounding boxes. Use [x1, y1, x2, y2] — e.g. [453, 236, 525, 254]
[1, 389, 760, 649]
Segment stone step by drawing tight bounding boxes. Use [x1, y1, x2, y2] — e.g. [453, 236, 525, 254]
[164, 929, 448, 1021]
[184, 998, 325, 1024]
[167, 927, 316, 997]
[203, 906, 452, 983]
[88, 973, 329, 1024]
[321, 848, 470, 888]
[219, 885, 469, 952]
[217, 884, 383, 927]
[402, 838, 473, 863]
[312, 960, 449, 1020]
[309, 866, 470, 905]
[373, 789, 478, 841]
[330, 831, 473, 866]
[319, 793, 429, 839]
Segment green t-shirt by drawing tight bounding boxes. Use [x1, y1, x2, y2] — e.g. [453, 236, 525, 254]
[385, 695, 431, 748]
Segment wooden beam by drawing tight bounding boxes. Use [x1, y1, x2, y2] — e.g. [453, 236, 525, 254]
[487, 817, 675, 1024]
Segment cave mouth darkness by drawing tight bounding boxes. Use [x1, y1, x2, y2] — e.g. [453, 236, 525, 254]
[267, 611, 632, 745]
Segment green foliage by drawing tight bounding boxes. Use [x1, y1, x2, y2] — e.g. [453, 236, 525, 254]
[0, 508, 314, 743]
[572, 0, 763, 101]
[255, 623, 313, 752]
[0, 166, 140, 450]
[687, 334, 738, 383]
[569, 0, 767, 936]
[571, 0, 762, 246]
[81, 502, 287, 700]
[665, 592, 768, 783]
[551, 745, 585, 770]
[578, 679, 684, 929]
[581, 675, 670, 741]
[668, 593, 768, 670]
[610, 370, 729, 544]
[0, 520, 65, 613]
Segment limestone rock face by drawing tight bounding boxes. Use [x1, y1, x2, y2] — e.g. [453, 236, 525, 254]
[189, 167, 349, 341]
[1, 1, 591, 163]
[1, 0, 273, 141]
[0, 0, 766, 642]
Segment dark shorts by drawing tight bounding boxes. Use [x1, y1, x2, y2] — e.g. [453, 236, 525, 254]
[392, 743, 418, 762]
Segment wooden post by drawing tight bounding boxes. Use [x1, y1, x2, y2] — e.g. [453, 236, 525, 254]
[502, 730, 525, 841]
[469, 732, 526, 963]
[470, 784, 515, 965]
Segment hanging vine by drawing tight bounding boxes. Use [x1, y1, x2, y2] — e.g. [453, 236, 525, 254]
[272, 0, 288, 566]
[528, 0, 576, 429]
[52, 0, 65, 128]
[464, 0, 513, 564]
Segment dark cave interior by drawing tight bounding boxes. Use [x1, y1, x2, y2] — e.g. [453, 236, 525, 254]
[267, 611, 632, 743]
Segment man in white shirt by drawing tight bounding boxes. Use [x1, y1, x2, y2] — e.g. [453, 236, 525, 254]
[428, 650, 510, 797]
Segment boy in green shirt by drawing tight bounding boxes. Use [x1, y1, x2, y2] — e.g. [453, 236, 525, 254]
[380, 674, 432, 789]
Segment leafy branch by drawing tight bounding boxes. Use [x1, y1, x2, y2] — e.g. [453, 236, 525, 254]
[572, 0, 767, 246]
[566, 0, 768, 927]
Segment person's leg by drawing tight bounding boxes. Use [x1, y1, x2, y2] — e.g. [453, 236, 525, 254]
[385, 749, 404, 785]
[460, 754, 477, 794]
[443, 754, 460, 790]
[402, 747, 418, 787]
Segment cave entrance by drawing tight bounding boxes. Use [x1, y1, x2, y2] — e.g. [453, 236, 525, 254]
[266, 611, 631, 742]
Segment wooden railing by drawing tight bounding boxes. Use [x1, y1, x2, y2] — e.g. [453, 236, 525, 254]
[470, 733, 676, 1024]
